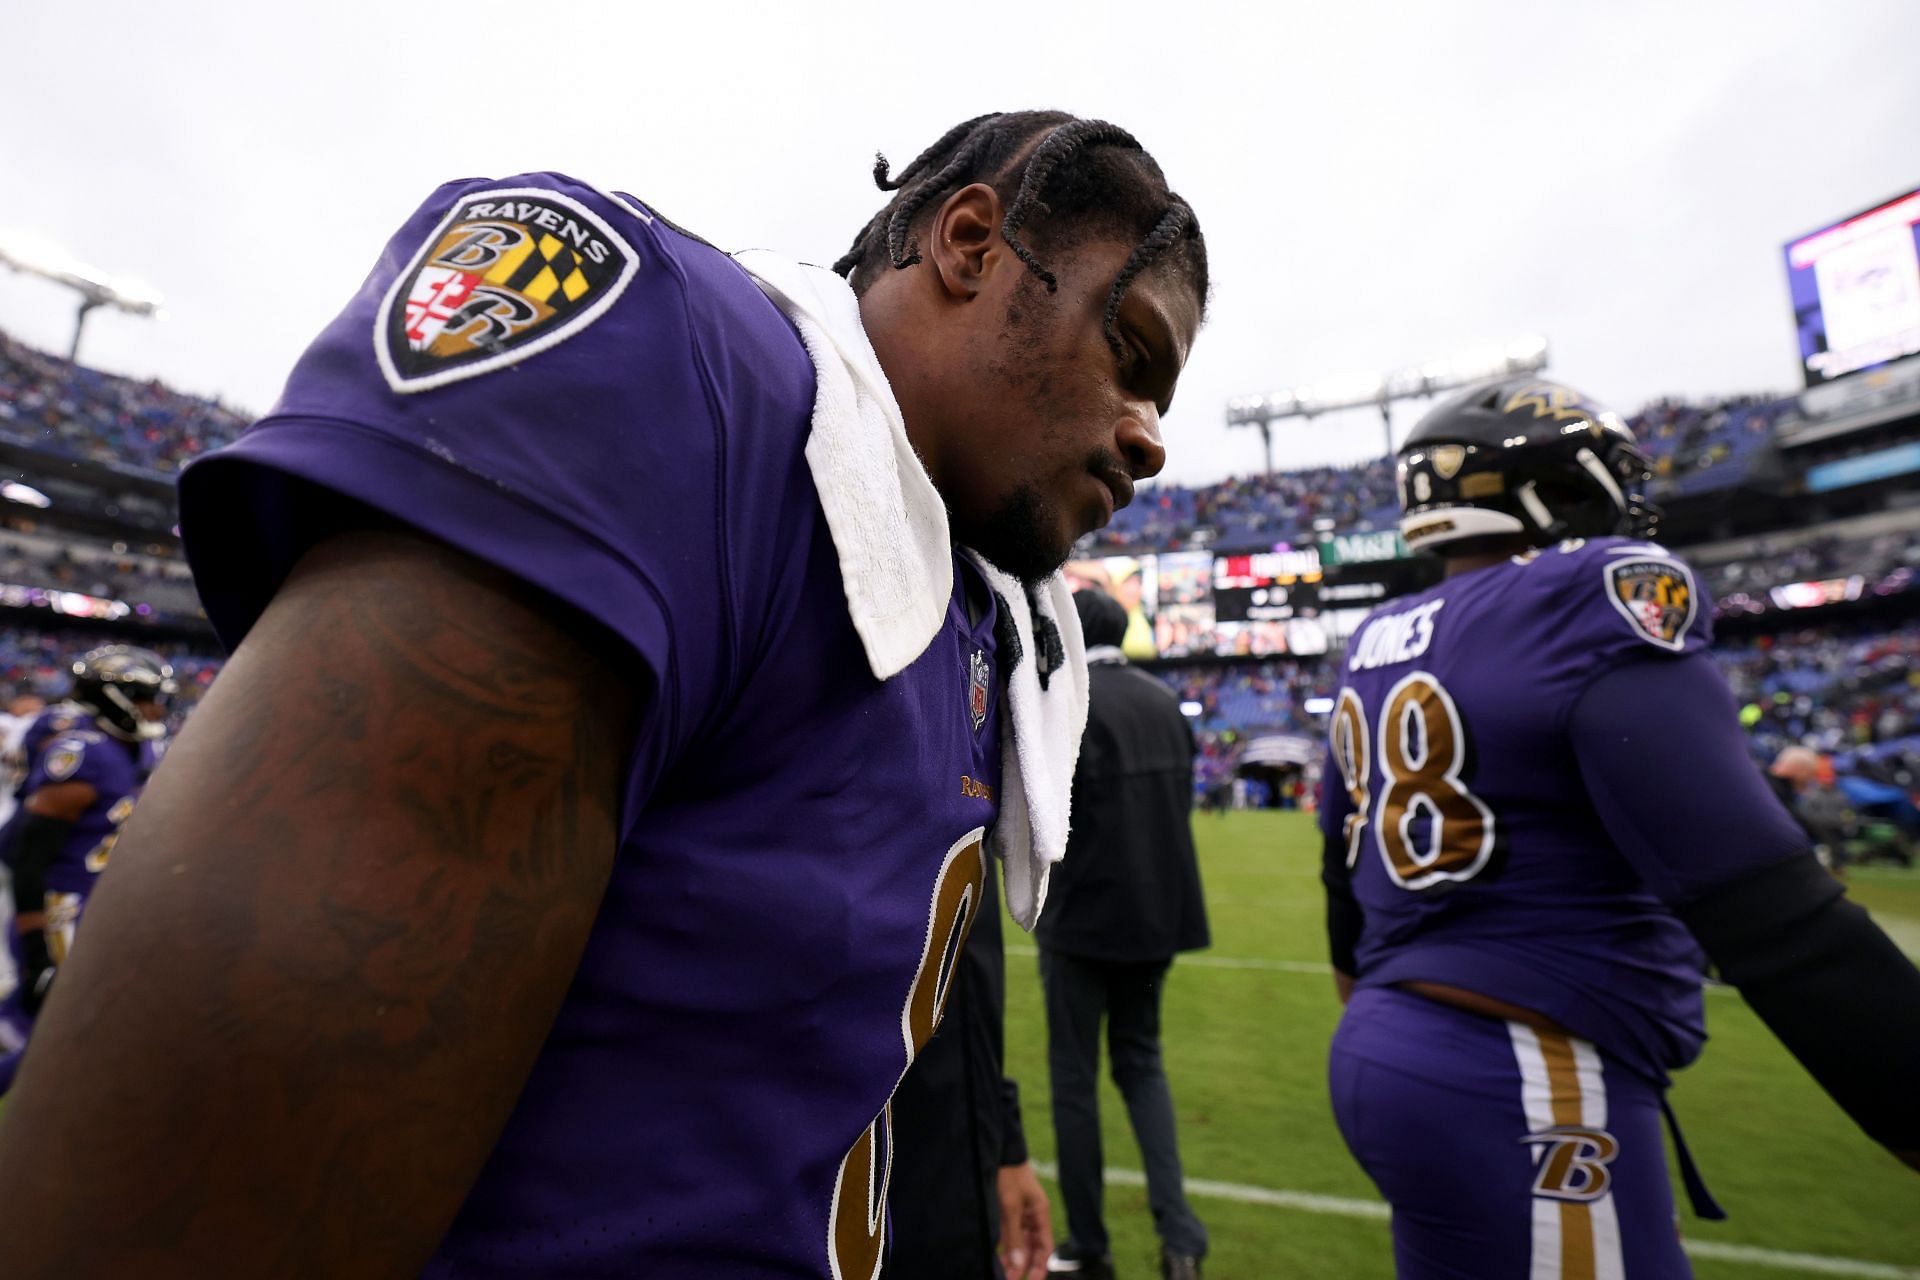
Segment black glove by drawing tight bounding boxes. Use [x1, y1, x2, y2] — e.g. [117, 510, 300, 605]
[18, 928, 55, 1017]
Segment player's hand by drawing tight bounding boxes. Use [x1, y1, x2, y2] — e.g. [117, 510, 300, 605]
[18, 928, 55, 1017]
[996, 1160, 1053, 1280]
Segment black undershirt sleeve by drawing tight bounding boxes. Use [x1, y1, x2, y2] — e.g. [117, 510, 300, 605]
[1569, 655, 1920, 1161]
[8, 812, 72, 919]
[1675, 852, 1920, 1157]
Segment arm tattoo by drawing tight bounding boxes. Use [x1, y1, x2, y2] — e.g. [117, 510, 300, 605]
[0, 528, 637, 1279]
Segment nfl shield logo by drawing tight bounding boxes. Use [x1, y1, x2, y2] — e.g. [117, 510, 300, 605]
[968, 650, 991, 733]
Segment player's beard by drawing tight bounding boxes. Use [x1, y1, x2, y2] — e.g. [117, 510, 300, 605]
[965, 483, 1071, 587]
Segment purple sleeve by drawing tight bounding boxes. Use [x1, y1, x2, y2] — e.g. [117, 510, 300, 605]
[27, 735, 114, 794]
[1570, 652, 1808, 905]
[181, 176, 699, 668]
[176, 173, 814, 806]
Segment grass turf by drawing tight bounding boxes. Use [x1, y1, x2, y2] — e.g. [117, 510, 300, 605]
[1001, 810, 1920, 1279]
[1, 811, 1911, 1276]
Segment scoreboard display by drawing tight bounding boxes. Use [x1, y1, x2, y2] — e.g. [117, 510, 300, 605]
[1066, 537, 1423, 660]
[1212, 551, 1322, 622]
[1785, 186, 1920, 387]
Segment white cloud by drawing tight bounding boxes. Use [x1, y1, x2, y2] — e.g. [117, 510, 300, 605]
[3, 0, 1916, 482]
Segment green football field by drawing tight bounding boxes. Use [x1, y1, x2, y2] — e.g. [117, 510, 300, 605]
[2, 812, 1912, 1276]
[1001, 811, 1920, 1280]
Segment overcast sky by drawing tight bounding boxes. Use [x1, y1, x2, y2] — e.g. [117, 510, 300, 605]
[3, 0, 1916, 484]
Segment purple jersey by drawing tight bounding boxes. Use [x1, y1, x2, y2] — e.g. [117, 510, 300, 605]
[1, 712, 143, 1095]
[1320, 537, 1802, 1085]
[11, 704, 90, 795]
[21, 723, 141, 898]
[178, 173, 1006, 1277]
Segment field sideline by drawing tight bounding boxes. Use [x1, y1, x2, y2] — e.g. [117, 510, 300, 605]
[1, 813, 1912, 1276]
[1001, 810, 1920, 1280]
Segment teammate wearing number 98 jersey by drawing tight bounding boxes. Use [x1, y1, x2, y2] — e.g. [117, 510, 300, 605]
[1318, 377, 1920, 1279]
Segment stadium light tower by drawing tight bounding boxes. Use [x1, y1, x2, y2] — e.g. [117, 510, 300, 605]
[1226, 336, 1550, 473]
[0, 229, 163, 361]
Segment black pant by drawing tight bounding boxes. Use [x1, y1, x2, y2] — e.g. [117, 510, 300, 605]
[1039, 949, 1207, 1258]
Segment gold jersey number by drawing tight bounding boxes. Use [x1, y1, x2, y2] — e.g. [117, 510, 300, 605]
[84, 794, 138, 873]
[1332, 673, 1497, 890]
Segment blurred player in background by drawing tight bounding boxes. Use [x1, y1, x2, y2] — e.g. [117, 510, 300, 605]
[0, 687, 42, 996]
[0, 112, 1206, 1278]
[1320, 379, 1920, 1278]
[0, 647, 172, 1094]
[0, 687, 47, 814]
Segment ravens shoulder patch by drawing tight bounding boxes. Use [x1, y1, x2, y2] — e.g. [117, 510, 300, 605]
[43, 737, 88, 781]
[1602, 553, 1698, 652]
[374, 185, 641, 395]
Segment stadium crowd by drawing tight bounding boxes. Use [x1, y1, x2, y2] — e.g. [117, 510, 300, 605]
[0, 330, 249, 475]
[1635, 394, 1790, 488]
[1702, 527, 1920, 613]
[0, 526, 200, 616]
[0, 324, 1908, 835]
[1718, 625, 1920, 768]
[1086, 391, 1796, 554]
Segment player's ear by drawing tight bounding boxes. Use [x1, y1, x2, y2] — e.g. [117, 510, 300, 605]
[927, 182, 1003, 302]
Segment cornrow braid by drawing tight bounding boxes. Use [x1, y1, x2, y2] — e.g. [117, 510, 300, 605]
[1098, 197, 1194, 360]
[998, 119, 1144, 292]
[883, 128, 1002, 271]
[873, 112, 1005, 191]
[832, 113, 1005, 276]
[834, 110, 1209, 352]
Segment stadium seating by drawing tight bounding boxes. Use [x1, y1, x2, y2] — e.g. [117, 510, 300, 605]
[1715, 624, 1920, 772]
[0, 330, 248, 476]
[1084, 393, 1798, 555]
[0, 323, 1910, 808]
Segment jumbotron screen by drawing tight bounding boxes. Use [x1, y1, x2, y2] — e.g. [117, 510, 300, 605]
[1063, 547, 1336, 660]
[1785, 186, 1920, 387]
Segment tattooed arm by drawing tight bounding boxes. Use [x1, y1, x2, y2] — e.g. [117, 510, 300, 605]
[0, 526, 638, 1278]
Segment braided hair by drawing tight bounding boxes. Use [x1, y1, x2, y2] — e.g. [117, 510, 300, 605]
[833, 111, 1207, 359]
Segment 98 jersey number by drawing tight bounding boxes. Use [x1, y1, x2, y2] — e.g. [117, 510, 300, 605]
[1330, 672, 1498, 891]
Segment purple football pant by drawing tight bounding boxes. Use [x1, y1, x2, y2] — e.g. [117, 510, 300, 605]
[1331, 985, 1689, 1279]
[0, 889, 85, 1098]
[0, 931, 32, 1097]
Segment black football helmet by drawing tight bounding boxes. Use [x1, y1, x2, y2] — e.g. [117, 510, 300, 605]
[70, 645, 176, 742]
[1396, 377, 1659, 556]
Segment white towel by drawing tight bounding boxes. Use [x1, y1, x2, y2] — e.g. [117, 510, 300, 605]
[736, 250, 1088, 929]
[963, 554, 1088, 929]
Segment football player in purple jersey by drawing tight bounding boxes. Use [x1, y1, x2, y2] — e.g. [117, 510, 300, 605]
[1320, 379, 1920, 1279]
[0, 113, 1207, 1279]
[0, 647, 173, 1095]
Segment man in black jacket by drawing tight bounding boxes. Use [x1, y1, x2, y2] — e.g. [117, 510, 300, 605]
[1039, 589, 1210, 1280]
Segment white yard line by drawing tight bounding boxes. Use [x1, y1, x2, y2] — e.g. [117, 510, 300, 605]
[1005, 945, 1329, 976]
[1004, 945, 1744, 993]
[1030, 1162, 1920, 1278]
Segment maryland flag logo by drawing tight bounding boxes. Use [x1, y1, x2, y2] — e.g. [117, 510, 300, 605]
[375, 187, 638, 393]
[1605, 556, 1697, 651]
